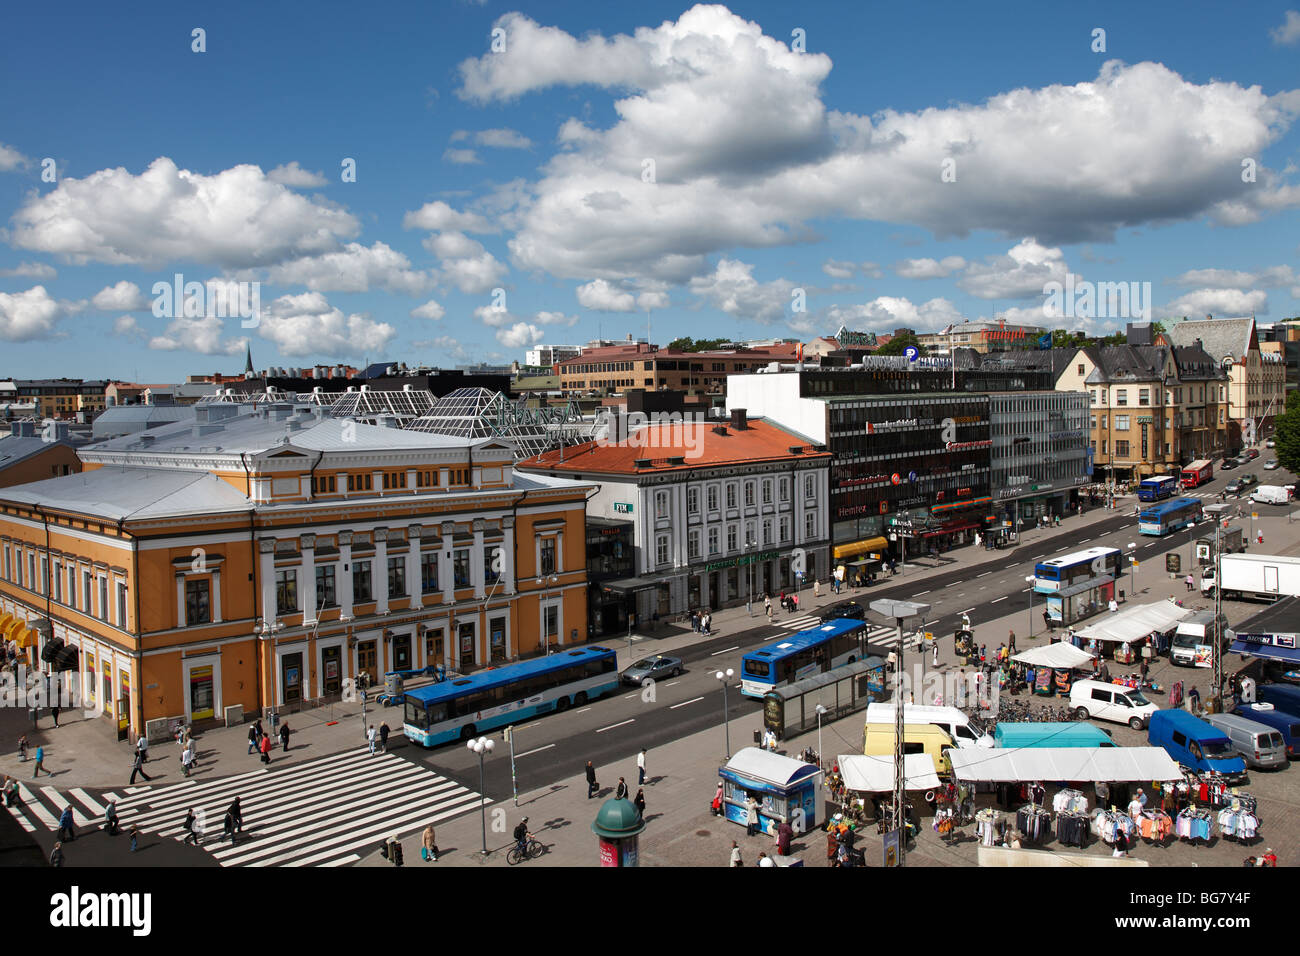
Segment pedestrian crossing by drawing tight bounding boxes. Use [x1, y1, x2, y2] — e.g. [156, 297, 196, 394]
[771, 616, 927, 649]
[3, 748, 488, 867]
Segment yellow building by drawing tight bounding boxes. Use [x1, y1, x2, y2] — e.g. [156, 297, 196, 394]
[0, 399, 592, 741]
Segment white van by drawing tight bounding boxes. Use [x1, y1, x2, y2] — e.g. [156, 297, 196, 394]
[1068, 679, 1160, 730]
[865, 703, 994, 749]
[1251, 485, 1291, 506]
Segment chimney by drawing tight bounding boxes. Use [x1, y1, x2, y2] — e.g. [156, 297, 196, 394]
[729, 408, 748, 430]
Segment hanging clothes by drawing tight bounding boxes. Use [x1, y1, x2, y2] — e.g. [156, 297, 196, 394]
[1055, 812, 1090, 847]
[1016, 804, 1051, 843]
[975, 809, 1004, 847]
[1176, 807, 1214, 843]
[1138, 810, 1173, 842]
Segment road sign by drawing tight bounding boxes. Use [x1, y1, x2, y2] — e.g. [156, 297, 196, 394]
[903, 346, 919, 362]
[908, 470, 917, 483]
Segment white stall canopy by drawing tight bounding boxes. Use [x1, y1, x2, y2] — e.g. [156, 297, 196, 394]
[1011, 643, 1095, 669]
[1072, 600, 1196, 644]
[947, 747, 1183, 783]
[836, 754, 942, 793]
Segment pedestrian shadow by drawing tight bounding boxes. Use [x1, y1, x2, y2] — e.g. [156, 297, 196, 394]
[642, 812, 664, 824]
[645, 775, 668, 786]
[543, 817, 572, 831]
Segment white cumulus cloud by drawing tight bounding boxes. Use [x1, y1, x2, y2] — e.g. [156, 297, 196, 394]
[410, 299, 446, 320]
[958, 239, 1070, 300]
[1271, 10, 1300, 45]
[267, 241, 433, 295]
[1156, 288, 1270, 321]
[266, 162, 328, 188]
[0, 261, 57, 279]
[0, 286, 63, 341]
[894, 255, 967, 280]
[495, 322, 544, 348]
[149, 315, 247, 355]
[92, 280, 150, 311]
[688, 259, 795, 323]
[256, 291, 396, 358]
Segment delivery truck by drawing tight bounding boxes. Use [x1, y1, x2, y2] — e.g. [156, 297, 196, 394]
[1169, 608, 1231, 667]
[1201, 553, 1300, 603]
[1250, 485, 1292, 506]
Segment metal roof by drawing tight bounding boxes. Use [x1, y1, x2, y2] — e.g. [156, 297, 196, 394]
[0, 435, 75, 470]
[0, 467, 253, 520]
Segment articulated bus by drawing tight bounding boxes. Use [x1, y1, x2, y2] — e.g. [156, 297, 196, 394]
[1138, 496, 1203, 536]
[1033, 547, 1122, 590]
[403, 645, 619, 747]
[1179, 460, 1214, 489]
[740, 618, 868, 698]
[1137, 476, 1178, 502]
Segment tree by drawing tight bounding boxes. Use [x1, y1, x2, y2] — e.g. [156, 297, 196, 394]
[667, 336, 730, 352]
[875, 331, 925, 357]
[1274, 389, 1300, 475]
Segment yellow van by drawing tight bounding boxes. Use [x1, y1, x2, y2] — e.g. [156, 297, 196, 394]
[862, 723, 955, 775]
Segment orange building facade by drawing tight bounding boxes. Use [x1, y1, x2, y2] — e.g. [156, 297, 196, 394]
[0, 401, 591, 741]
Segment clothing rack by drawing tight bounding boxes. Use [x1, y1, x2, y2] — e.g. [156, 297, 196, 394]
[1091, 808, 1137, 846]
[1175, 806, 1214, 843]
[974, 808, 1007, 847]
[1016, 804, 1052, 843]
[1217, 806, 1259, 842]
[1137, 809, 1173, 843]
[1055, 811, 1090, 848]
[1052, 788, 1089, 815]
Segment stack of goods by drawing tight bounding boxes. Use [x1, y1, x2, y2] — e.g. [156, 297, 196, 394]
[1175, 806, 1214, 843]
[1015, 804, 1052, 843]
[1137, 809, 1173, 843]
[1091, 808, 1138, 847]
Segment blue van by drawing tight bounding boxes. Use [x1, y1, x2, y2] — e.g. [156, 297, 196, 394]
[1147, 709, 1247, 780]
[1256, 682, 1300, 717]
[994, 722, 1115, 749]
[1234, 703, 1300, 759]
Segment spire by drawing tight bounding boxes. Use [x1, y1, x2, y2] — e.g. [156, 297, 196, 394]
[244, 344, 254, 377]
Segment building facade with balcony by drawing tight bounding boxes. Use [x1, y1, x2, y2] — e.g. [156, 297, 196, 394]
[0, 400, 592, 741]
[517, 410, 831, 621]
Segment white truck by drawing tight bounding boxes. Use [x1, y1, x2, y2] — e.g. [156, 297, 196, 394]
[1169, 608, 1231, 667]
[1201, 553, 1300, 603]
[1250, 485, 1292, 506]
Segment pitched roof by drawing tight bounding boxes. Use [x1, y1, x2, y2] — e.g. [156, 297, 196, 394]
[0, 467, 253, 520]
[0, 435, 75, 472]
[1083, 345, 1172, 384]
[516, 418, 827, 475]
[1163, 317, 1256, 364]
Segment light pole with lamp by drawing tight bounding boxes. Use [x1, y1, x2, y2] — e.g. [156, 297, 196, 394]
[714, 668, 735, 758]
[1126, 542, 1138, 596]
[869, 598, 930, 869]
[1025, 575, 1036, 638]
[252, 616, 284, 729]
[814, 703, 828, 767]
[467, 736, 494, 855]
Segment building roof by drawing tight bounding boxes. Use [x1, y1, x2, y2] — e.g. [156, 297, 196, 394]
[0, 435, 75, 472]
[1, 467, 254, 520]
[516, 417, 827, 475]
[1083, 345, 1172, 385]
[1163, 316, 1257, 364]
[556, 342, 799, 369]
[91, 405, 196, 439]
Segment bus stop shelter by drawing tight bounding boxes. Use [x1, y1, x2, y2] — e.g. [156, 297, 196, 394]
[947, 747, 1183, 783]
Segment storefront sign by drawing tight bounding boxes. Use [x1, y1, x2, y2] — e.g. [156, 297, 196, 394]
[705, 550, 778, 572]
[945, 440, 993, 451]
[614, 502, 633, 514]
[897, 496, 925, 507]
[867, 419, 919, 433]
[837, 475, 891, 488]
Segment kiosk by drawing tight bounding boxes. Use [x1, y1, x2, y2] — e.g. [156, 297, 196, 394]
[718, 748, 823, 835]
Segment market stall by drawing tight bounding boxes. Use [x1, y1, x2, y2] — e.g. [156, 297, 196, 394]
[1010, 642, 1096, 696]
[1072, 599, 1197, 663]
[718, 747, 823, 836]
[836, 754, 942, 794]
[947, 746, 1183, 784]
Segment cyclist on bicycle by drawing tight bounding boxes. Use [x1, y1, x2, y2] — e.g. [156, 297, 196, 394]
[513, 817, 533, 857]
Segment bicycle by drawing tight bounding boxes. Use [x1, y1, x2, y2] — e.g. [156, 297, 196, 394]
[506, 837, 544, 865]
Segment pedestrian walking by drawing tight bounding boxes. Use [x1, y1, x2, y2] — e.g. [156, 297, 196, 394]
[730, 840, 743, 867]
[253, 719, 263, 746]
[279, 722, 291, 753]
[103, 800, 119, 835]
[776, 820, 793, 856]
[259, 732, 272, 764]
[615, 776, 628, 800]
[633, 788, 646, 821]
[223, 811, 236, 845]
[248, 724, 259, 755]
[31, 744, 45, 778]
[1139, 657, 1150, 686]
[745, 796, 759, 837]
[1258, 531, 1265, 546]
[129, 750, 152, 784]
[813, 579, 821, 599]
[4, 776, 20, 807]
[422, 824, 438, 862]
[58, 805, 75, 842]
[181, 743, 194, 777]
[227, 797, 243, 835]
[128, 825, 139, 853]
[637, 748, 647, 785]
[49, 841, 63, 867]
[932, 642, 939, 668]
[703, 612, 712, 635]
[1043, 608, 1052, 632]
[1188, 685, 1201, 714]
[379, 722, 390, 753]
[183, 809, 200, 845]
[51, 705, 60, 728]
[136, 734, 148, 762]
[691, 611, 700, 633]
[367, 724, 377, 755]
[586, 760, 598, 798]
[1185, 574, 1194, 592]
[764, 594, 771, 615]
[1008, 630, 1016, 654]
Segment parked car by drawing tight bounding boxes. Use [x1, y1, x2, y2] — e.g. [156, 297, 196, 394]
[1221, 458, 1238, 470]
[1264, 459, 1279, 470]
[620, 655, 683, 685]
[1266, 438, 1276, 448]
[820, 601, 867, 623]
[1246, 448, 1260, 461]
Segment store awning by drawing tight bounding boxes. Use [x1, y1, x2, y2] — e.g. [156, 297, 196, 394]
[601, 576, 661, 593]
[919, 521, 981, 538]
[1011, 643, 1096, 669]
[12, 626, 35, 649]
[833, 537, 888, 561]
[836, 754, 941, 793]
[947, 747, 1183, 783]
[1073, 600, 1196, 644]
[1230, 640, 1300, 664]
[931, 496, 993, 515]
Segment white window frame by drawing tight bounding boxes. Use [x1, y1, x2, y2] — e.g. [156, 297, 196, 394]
[708, 527, 720, 556]
[656, 535, 670, 567]
[707, 484, 719, 512]
[778, 477, 790, 502]
[805, 511, 816, 540]
[761, 479, 772, 505]
[688, 529, 701, 560]
[687, 486, 699, 515]
[655, 490, 669, 519]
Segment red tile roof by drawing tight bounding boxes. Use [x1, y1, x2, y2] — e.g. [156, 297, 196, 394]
[517, 418, 828, 474]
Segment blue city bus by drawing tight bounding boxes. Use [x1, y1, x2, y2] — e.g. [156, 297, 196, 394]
[403, 645, 619, 747]
[740, 618, 868, 698]
[1138, 496, 1203, 536]
[1138, 476, 1178, 501]
[1033, 546, 1121, 589]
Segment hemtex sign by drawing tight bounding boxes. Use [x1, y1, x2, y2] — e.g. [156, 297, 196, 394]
[49, 887, 152, 936]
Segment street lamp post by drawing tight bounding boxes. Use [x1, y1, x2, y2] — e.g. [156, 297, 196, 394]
[714, 668, 735, 758]
[1025, 575, 1036, 638]
[1127, 542, 1138, 595]
[814, 703, 828, 767]
[467, 736, 495, 856]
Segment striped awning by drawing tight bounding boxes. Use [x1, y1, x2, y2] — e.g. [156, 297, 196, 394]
[832, 536, 889, 561]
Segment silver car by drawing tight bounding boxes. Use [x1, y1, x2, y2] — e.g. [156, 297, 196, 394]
[621, 655, 684, 685]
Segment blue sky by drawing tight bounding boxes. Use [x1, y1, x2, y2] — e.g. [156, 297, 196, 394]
[1, 0, 1298, 380]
